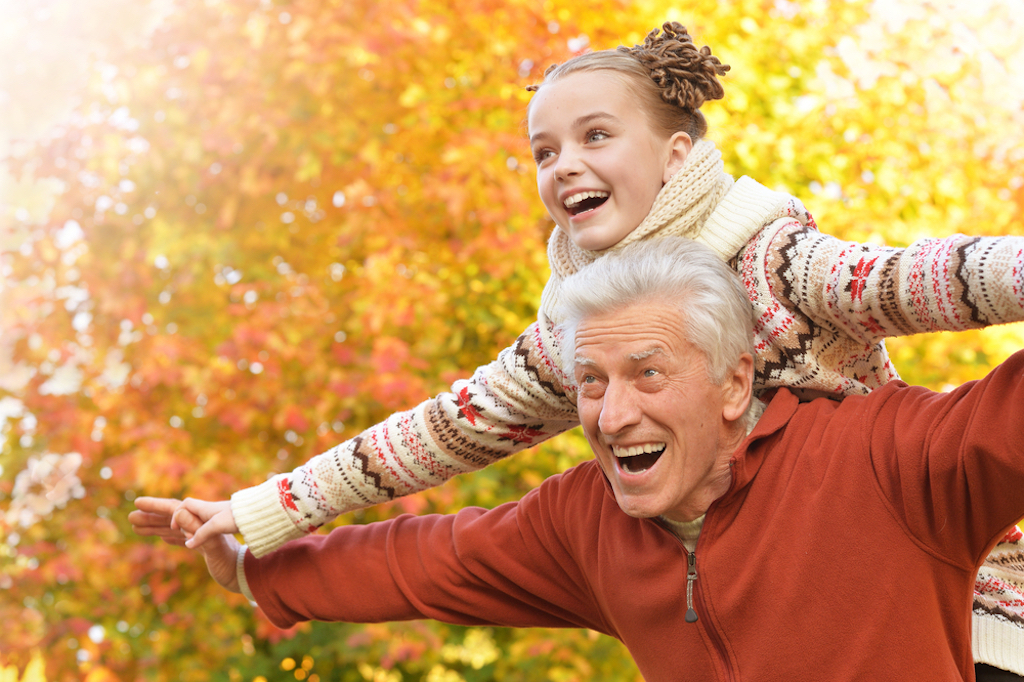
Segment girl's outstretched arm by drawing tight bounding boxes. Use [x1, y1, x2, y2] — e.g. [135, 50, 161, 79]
[737, 219, 1024, 397]
[230, 315, 580, 557]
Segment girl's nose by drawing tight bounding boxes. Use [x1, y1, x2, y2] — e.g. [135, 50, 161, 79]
[553, 147, 584, 181]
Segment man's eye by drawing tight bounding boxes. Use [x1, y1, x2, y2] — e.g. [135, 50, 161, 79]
[582, 375, 597, 384]
[643, 369, 658, 378]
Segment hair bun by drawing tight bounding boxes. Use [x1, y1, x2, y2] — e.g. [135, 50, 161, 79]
[619, 22, 730, 111]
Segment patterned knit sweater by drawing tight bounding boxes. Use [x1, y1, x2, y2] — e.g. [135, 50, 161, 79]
[231, 141, 1024, 673]
[975, 526, 1024, 674]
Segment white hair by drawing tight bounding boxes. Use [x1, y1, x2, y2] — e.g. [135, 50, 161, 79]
[555, 237, 755, 386]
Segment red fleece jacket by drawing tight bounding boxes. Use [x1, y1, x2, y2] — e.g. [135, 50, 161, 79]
[246, 351, 1024, 681]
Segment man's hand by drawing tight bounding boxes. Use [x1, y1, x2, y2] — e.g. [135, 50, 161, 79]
[131, 497, 243, 594]
[130, 497, 239, 549]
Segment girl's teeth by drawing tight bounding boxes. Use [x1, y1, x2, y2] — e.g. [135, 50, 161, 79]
[564, 190, 609, 208]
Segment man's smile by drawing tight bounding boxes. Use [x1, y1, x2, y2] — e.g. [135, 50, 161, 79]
[611, 443, 667, 474]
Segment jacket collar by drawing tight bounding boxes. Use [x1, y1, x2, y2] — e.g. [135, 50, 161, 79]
[726, 388, 801, 495]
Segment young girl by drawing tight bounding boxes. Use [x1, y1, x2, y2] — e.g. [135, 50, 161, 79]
[134, 22, 1024, 677]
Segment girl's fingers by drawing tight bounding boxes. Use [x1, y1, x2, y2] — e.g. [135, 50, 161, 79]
[128, 510, 172, 527]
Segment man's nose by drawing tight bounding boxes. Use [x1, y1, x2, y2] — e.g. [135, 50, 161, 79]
[598, 381, 642, 435]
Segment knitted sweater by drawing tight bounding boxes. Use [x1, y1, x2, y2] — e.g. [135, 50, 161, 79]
[975, 526, 1024, 673]
[231, 143, 1024, 671]
[243, 363, 1024, 681]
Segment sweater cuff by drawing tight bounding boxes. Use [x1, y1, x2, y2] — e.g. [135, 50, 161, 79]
[236, 545, 256, 603]
[701, 176, 789, 261]
[231, 476, 307, 558]
[972, 609, 1024, 675]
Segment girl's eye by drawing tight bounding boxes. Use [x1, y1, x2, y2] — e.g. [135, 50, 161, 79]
[533, 149, 555, 164]
[586, 130, 609, 143]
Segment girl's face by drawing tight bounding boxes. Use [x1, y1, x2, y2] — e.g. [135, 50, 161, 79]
[528, 70, 691, 251]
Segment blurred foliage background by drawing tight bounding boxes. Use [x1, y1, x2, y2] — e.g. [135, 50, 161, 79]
[1, 0, 1023, 680]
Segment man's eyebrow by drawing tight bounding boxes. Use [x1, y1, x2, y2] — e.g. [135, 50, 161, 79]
[573, 347, 664, 368]
[628, 348, 664, 361]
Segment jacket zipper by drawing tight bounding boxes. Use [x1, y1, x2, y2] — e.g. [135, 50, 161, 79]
[685, 551, 699, 623]
[654, 517, 736, 682]
[690, 545, 735, 682]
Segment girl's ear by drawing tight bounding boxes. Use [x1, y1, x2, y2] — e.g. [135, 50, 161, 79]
[662, 132, 693, 183]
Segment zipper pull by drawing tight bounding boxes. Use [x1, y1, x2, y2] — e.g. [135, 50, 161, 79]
[685, 552, 699, 623]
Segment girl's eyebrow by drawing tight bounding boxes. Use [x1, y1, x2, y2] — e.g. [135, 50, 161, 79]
[529, 112, 621, 145]
[570, 112, 620, 129]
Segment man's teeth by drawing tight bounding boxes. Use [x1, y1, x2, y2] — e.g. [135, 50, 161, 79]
[614, 444, 666, 475]
[612, 443, 666, 458]
[563, 190, 610, 208]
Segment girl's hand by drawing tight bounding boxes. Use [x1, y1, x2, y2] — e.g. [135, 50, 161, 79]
[169, 498, 239, 550]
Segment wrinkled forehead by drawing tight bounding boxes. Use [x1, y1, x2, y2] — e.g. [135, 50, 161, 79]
[570, 302, 690, 366]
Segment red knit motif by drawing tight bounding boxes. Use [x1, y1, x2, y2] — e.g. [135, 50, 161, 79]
[277, 478, 298, 512]
[456, 385, 483, 425]
[850, 256, 877, 303]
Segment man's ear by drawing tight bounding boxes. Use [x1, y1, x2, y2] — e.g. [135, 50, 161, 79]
[663, 132, 693, 183]
[722, 353, 754, 423]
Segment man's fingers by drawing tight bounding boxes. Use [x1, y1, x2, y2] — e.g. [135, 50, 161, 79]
[156, 534, 189, 548]
[133, 523, 186, 539]
[128, 510, 173, 528]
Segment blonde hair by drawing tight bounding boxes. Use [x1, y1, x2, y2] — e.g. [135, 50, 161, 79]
[527, 22, 730, 141]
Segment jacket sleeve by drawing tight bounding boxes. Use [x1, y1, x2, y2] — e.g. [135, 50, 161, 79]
[244, 465, 610, 634]
[232, 314, 581, 557]
[858, 350, 1024, 566]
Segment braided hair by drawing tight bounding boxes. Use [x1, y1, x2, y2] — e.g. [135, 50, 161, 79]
[527, 22, 730, 140]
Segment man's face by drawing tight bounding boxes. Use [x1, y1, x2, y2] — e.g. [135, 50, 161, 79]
[574, 300, 747, 523]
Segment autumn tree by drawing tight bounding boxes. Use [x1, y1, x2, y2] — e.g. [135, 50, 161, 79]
[1, 0, 1021, 680]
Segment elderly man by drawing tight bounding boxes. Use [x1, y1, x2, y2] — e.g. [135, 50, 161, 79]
[139, 237, 1024, 681]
